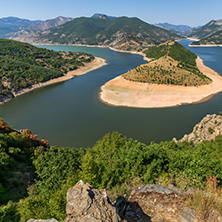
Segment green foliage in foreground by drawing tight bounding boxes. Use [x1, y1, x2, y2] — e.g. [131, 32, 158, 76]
[1, 129, 222, 221]
[0, 38, 94, 97]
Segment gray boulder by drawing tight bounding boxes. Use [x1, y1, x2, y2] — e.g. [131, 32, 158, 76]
[64, 180, 120, 222]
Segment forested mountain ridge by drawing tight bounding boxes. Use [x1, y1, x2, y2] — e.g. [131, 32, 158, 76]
[0, 38, 94, 99]
[13, 16, 181, 51]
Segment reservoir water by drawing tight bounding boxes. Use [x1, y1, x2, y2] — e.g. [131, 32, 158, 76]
[1, 40, 222, 147]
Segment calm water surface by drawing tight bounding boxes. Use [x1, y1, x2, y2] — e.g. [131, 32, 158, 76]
[1, 40, 222, 147]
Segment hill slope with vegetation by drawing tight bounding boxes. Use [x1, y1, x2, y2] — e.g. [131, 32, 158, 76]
[0, 115, 222, 221]
[123, 41, 211, 86]
[191, 29, 222, 45]
[0, 38, 94, 99]
[13, 16, 180, 51]
[188, 19, 222, 39]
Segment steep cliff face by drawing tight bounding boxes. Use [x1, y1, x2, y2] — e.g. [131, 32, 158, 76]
[179, 114, 222, 144]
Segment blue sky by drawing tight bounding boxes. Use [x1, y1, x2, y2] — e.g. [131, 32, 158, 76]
[1, 0, 222, 27]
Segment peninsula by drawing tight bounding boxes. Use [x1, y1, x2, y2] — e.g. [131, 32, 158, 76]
[100, 41, 222, 108]
[0, 38, 106, 105]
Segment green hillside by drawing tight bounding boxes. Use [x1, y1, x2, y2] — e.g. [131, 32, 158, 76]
[16, 16, 180, 51]
[0, 118, 222, 221]
[0, 38, 94, 98]
[188, 19, 222, 39]
[123, 41, 211, 86]
[191, 29, 222, 45]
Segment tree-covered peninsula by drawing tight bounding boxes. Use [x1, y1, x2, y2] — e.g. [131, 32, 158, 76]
[0, 38, 94, 99]
[123, 41, 211, 86]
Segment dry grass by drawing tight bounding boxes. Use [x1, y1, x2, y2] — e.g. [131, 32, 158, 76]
[123, 56, 212, 86]
[185, 176, 222, 222]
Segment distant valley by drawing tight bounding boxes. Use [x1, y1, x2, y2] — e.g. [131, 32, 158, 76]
[156, 23, 193, 35]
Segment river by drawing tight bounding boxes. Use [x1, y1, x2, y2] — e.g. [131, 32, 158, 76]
[1, 40, 222, 147]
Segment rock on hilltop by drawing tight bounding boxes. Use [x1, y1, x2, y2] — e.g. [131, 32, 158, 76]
[64, 180, 120, 222]
[27, 181, 222, 222]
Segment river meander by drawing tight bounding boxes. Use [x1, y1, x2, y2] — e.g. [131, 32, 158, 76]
[1, 40, 222, 147]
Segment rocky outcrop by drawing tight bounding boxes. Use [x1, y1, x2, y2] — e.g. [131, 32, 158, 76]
[124, 184, 196, 222]
[64, 180, 121, 222]
[27, 181, 222, 222]
[179, 114, 222, 144]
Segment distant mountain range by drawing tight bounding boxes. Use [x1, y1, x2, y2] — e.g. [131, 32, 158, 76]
[156, 23, 193, 35]
[0, 16, 73, 38]
[0, 16, 42, 38]
[13, 16, 180, 51]
[0, 16, 41, 28]
[9, 16, 73, 38]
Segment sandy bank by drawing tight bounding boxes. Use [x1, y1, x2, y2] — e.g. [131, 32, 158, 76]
[99, 57, 222, 108]
[186, 38, 200, 41]
[109, 47, 153, 62]
[0, 57, 107, 105]
[189, 44, 222, 47]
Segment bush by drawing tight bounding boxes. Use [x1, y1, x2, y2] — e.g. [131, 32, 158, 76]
[208, 127, 215, 134]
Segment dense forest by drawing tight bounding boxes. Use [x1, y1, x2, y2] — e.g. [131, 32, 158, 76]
[0, 118, 222, 221]
[0, 38, 94, 98]
[123, 41, 212, 86]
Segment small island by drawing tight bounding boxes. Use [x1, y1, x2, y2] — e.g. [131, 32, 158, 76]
[100, 41, 222, 108]
[0, 38, 106, 105]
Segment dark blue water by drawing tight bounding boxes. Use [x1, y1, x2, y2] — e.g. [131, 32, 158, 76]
[1, 41, 222, 147]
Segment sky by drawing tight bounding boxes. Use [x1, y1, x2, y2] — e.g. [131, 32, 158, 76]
[1, 0, 222, 27]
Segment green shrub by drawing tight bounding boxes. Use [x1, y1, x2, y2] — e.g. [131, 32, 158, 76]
[208, 127, 215, 134]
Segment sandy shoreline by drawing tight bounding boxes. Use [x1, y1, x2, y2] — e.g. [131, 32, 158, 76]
[189, 44, 222, 47]
[99, 57, 222, 108]
[186, 37, 200, 41]
[109, 47, 153, 62]
[0, 57, 107, 105]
